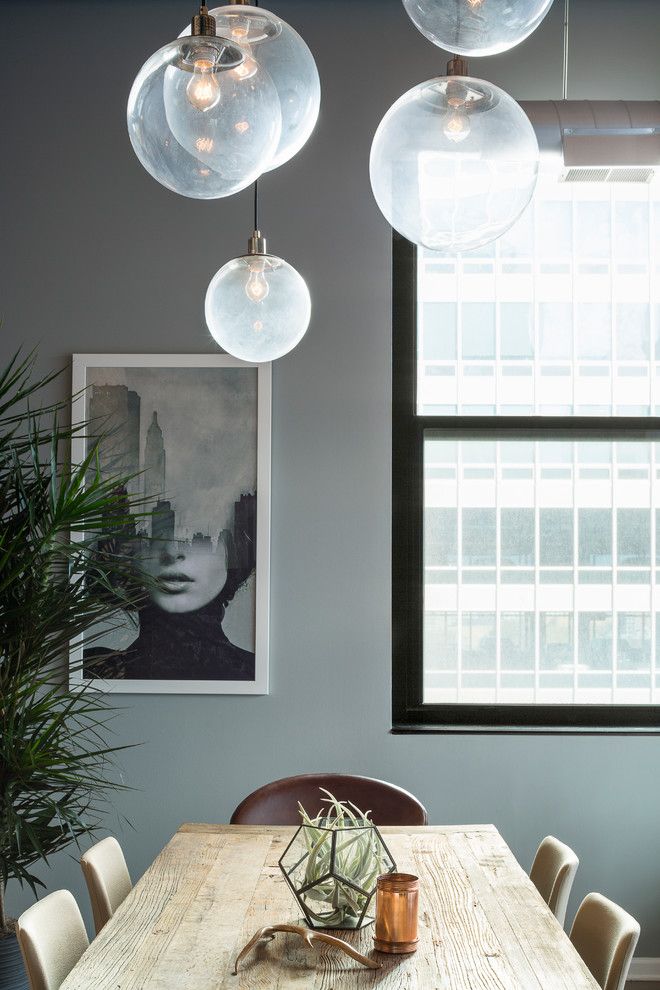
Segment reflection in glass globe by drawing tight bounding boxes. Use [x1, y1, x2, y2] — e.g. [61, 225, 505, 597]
[369, 76, 539, 253]
[181, 6, 320, 171]
[206, 251, 311, 362]
[402, 0, 554, 57]
[128, 35, 282, 199]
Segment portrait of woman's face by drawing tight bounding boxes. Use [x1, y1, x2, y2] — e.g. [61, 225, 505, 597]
[80, 363, 261, 687]
[141, 538, 228, 614]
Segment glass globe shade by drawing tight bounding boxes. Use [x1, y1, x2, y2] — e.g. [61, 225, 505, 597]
[181, 6, 320, 171]
[205, 253, 311, 362]
[369, 76, 539, 253]
[401, 0, 554, 57]
[127, 35, 282, 199]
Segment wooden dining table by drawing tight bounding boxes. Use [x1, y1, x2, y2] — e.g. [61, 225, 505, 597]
[61, 822, 600, 990]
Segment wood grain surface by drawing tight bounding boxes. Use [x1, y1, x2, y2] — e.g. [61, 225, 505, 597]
[61, 824, 599, 990]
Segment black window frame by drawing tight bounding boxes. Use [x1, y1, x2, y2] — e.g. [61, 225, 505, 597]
[391, 232, 660, 734]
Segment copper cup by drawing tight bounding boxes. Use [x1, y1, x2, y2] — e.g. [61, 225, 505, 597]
[373, 873, 419, 954]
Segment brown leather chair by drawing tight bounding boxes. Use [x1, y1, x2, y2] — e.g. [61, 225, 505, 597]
[230, 773, 428, 826]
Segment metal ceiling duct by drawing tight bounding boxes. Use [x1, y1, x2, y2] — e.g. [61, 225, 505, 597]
[520, 100, 660, 182]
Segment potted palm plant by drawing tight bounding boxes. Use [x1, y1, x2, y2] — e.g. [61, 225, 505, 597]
[0, 352, 150, 989]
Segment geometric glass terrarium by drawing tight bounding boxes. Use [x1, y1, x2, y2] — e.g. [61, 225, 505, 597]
[279, 810, 396, 930]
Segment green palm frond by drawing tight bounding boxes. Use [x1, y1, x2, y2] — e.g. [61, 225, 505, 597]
[0, 350, 153, 931]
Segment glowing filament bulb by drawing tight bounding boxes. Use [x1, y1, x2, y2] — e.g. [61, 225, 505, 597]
[186, 59, 221, 111]
[465, 0, 484, 7]
[444, 109, 471, 143]
[230, 17, 250, 40]
[245, 266, 270, 302]
[233, 56, 258, 81]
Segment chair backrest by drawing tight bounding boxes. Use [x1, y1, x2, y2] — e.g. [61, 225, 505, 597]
[230, 773, 428, 825]
[16, 890, 89, 990]
[569, 892, 640, 990]
[529, 835, 579, 928]
[80, 836, 132, 935]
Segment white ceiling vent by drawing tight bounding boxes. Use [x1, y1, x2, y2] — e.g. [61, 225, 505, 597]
[606, 166, 655, 183]
[520, 101, 660, 182]
[560, 165, 656, 184]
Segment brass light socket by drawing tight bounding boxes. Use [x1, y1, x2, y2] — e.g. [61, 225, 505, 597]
[446, 54, 469, 77]
[227, 0, 254, 5]
[248, 230, 267, 255]
[191, 4, 217, 35]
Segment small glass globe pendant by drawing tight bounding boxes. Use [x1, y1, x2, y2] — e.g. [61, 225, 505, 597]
[206, 229, 311, 362]
[181, 2, 320, 171]
[369, 60, 539, 253]
[127, 4, 282, 199]
[402, 0, 555, 57]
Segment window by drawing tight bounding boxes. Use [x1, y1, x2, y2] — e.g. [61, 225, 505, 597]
[392, 173, 660, 732]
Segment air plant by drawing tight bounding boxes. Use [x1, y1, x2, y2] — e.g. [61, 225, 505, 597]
[279, 789, 396, 930]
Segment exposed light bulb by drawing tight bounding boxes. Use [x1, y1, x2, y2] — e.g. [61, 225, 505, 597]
[245, 266, 270, 302]
[177, 6, 320, 173]
[233, 56, 258, 81]
[128, 33, 282, 198]
[370, 76, 539, 252]
[230, 17, 251, 41]
[443, 109, 471, 143]
[206, 247, 311, 362]
[402, 0, 553, 58]
[186, 59, 221, 111]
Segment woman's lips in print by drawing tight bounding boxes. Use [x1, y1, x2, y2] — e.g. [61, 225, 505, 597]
[158, 571, 194, 594]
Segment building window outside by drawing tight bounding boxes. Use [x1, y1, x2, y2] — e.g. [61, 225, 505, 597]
[417, 178, 658, 418]
[393, 173, 660, 731]
[423, 437, 659, 707]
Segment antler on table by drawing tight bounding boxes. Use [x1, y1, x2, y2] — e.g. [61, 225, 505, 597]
[232, 923, 382, 975]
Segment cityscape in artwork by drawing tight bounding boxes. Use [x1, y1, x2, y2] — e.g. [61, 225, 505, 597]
[80, 365, 260, 682]
[89, 383, 253, 564]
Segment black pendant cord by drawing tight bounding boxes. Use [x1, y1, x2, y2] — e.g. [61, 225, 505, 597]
[252, 0, 260, 232]
[562, 0, 570, 100]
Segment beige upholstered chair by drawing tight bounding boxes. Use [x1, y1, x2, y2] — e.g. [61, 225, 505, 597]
[529, 835, 579, 927]
[80, 836, 132, 935]
[569, 892, 640, 990]
[16, 890, 89, 990]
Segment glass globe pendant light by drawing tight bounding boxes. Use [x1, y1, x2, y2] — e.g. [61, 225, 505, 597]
[180, 0, 320, 171]
[127, 4, 282, 199]
[369, 56, 539, 253]
[205, 183, 311, 362]
[402, 0, 555, 57]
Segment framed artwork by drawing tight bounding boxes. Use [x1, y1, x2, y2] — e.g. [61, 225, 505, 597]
[71, 354, 270, 694]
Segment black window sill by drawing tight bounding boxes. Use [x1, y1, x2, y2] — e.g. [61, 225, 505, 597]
[391, 724, 660, 736]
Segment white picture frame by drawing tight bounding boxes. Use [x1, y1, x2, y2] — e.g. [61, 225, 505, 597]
[70, 353, 271, 695]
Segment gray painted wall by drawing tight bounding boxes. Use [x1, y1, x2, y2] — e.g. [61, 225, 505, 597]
[2, 0, 660, 955]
